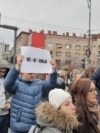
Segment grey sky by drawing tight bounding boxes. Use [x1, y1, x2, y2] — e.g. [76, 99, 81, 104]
[0, 0, 100, 47]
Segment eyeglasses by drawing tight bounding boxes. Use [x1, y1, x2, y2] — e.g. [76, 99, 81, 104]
[89, 88, 97, 93]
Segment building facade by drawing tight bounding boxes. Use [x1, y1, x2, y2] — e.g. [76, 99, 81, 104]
[0, 42, 9, 55]
[91, 34, 100, 68]
[2, 30, 100, 69]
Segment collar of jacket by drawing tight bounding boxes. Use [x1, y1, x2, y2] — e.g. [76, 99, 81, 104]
[36, 101, 79, 132]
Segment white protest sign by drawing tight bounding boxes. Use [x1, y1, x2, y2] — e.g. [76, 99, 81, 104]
[20, 46, 52, 73]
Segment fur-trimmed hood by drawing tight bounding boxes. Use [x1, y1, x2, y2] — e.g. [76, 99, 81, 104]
[36, 102, 79, 132]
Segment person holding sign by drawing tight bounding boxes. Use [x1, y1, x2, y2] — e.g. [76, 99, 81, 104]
[4, 54, 57, 133]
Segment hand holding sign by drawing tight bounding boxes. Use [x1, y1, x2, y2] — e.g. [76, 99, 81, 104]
[50, 59, 56, 72]
[15, 55, 24, 71]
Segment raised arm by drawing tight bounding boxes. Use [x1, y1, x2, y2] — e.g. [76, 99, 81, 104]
[42, 59, 57, 90]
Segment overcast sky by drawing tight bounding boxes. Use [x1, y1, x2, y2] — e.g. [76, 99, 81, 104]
[0, 0, 100, 48]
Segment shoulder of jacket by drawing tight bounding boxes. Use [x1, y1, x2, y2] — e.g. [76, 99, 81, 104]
[35, 79, 42, 82]
[28, 125, 63, 133]
[42, 127, 62, 133]
[42, 128, 54, 133]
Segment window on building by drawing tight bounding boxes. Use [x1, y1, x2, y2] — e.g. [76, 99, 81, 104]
[98, 51, 100, 56]
[83, 46, 88, 50]
[65, 44, 71, 49]
[65, 52, 71, 57]
[5, 45, 9, 51]
[0, 44, 3, 53]
[93, 53, 95, 57]
[75, 45, 81, 50]
[65, 60, 71, 65]
[75, 53, 80, 57]
[92, 38, 97, 41]
[0, 44, 9, 53]
[47, 43, 53, 48]
[56, 43, 62, 48]
[56, 60, 61, 67]
[56, 52, 62, 56]
[98, 45, 100, 48]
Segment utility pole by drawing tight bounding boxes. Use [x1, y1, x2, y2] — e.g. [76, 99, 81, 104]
[0, 13, 1, 24]
[0, 24, 18, 65]
[86, 0, 91, 63]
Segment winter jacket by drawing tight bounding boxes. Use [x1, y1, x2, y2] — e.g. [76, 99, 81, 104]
[28, 102, 79, 133]
[90, 68, 100, 103]
[0, 57, 11, 115]
[90, 68, 100, 89]
[4, 67, 57, 132]
[75, 104, 100, 133]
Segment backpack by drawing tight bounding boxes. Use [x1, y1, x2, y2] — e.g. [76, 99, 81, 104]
[28, 124, 45, 133]
[28, 124, 62, 133]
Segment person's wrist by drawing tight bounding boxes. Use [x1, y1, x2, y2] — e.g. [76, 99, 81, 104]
[15, 64, 20, 71]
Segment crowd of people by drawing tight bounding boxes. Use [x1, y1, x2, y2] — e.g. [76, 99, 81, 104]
[0, 53, 100, 133]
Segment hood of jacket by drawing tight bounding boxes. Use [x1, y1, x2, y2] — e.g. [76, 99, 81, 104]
[0, 57, 10, 78]
[0, 57, 10, 69]
[36, 101, 79, 132]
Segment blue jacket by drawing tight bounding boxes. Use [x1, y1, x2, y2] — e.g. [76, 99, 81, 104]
[4, 67, 57, 132]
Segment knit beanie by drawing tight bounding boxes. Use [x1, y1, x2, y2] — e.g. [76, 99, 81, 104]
[49, 88, 71, 108]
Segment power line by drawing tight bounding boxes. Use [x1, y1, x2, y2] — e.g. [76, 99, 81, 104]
[1, 15, 100, 34]
[2, 15, 89, 32]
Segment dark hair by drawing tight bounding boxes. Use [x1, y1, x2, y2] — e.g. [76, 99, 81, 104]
[84, 66, 95, 78]
[71, 78, 97, 128]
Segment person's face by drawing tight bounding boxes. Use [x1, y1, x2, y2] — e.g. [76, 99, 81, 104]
[21, 73, 36, 81]
[86, 82, 98, 104]
[60, 97, 76, 116]
[0, 68, 7, 77]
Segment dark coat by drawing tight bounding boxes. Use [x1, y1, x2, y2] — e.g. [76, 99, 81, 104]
[90, 68, 100, 103]
[76, 106, 100, 133]
[90, 68, 100, 89]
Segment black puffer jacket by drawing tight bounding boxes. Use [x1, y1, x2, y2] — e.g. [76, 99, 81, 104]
[90, 67, 100, 89]
[90, 67, 100, 103]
